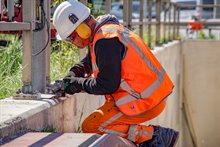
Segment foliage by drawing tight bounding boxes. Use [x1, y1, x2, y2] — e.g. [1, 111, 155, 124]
[41, 126, 56, 132]
[50, 41, 79, 81]
[198, 30, 215, 40]
[198, 30, 207, 39]
[0, 70, 22, 99]
[208, 33, 215, 39]
[87, 2, 105, 18]
[0, 35, 22, 77]
[52, 0, 65, 6]
[52, 0, 105, 18]
[133, 26, 157, 49]
[0, 34, 79, 99]
[0, 34, 22, 99]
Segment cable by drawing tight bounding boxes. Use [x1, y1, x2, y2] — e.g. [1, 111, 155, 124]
[32, 0, 50, 56]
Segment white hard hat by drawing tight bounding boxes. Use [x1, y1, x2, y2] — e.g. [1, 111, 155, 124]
[53, 0, 90, 40]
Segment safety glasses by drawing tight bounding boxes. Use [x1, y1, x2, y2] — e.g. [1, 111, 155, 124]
[65, 31, 77, 43]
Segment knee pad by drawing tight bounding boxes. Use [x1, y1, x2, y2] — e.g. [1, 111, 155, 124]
[82, 110, 103, 133]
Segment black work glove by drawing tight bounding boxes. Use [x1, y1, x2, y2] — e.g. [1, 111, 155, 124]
[63, 76, 81, 95]
[64, 71, 76, 79]
[52, 80, 65, 97]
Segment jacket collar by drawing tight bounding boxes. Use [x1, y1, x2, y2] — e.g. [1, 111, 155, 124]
[90, 14, 120, 43]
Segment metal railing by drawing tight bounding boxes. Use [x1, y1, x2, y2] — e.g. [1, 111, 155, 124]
[96, 0, 220, 47]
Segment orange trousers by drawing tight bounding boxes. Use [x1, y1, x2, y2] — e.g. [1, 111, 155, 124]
[82, 100, 166, 144]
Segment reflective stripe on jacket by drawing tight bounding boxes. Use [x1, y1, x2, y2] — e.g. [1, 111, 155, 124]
[89, 23, 174, 116]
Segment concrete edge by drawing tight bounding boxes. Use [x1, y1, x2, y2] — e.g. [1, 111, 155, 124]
[0, 96, 60, 143]
[89, 134, 137, 147]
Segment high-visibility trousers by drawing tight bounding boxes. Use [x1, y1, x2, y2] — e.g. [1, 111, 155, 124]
[82, 100, 166, 144]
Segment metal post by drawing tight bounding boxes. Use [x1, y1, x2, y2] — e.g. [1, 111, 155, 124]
[22, 0, 35, 93]
[177, 6, 180, 39]
[7, 0, 14, 21]
[196, 0, 202, 13]
[123, 0, 128, 27]
[127, 0, 132, 30]
[173, 3, 177, 40]
[32, 0, 50, 93]
[123, 0, 132, 29]
[163, 0, 167, 43]
[156, 0, 161, 46]
[105, 0, 111, 14]
[79, 0, 88, 60]
[147, 0, 152, 48]
[168, 1, 171, 41]
[214, 0, 220, 18]
[209, 28, 212, 36]
[139, 0, 145, 39]
[0, 1, 1, 13]
[46, 0, 51, 86]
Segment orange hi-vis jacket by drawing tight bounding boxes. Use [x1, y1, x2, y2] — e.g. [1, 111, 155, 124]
[187, 19, 204, 31]
[89, 23, 174, 116]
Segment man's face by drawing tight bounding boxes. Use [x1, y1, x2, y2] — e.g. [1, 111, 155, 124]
[66, 31, 90, 49]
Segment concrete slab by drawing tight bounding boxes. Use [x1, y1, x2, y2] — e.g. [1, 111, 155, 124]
[1, 133, 100, 147]
[0, 97, 57, 124]
[0, 96, 60, 141]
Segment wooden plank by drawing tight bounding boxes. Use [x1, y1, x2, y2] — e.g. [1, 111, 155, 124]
[0, 22, 31, 31]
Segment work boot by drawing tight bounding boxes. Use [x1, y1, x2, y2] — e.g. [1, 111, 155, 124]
[139, 126, 179, 147]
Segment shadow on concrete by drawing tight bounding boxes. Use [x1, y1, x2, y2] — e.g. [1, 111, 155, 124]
[28, 133, 63, 147]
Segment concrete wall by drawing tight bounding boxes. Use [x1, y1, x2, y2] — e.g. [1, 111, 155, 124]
[182, 40, 220, 147]
[148, 41, 183, 146]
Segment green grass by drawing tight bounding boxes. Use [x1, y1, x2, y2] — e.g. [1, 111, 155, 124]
[50, 41, 79, 81]
[0, 34, 22, 99]
[132, 25, 175, 49]
[41, 126, 56, 132]
[0, 34, 79, 99]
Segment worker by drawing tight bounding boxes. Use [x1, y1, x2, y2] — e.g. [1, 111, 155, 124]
[186, 12, 204, 38]
[187, 15, 204, 31]
[53, 0, 179, 146]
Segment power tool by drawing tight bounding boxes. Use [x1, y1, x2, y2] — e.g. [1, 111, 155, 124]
[46, 80, 65, 97]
